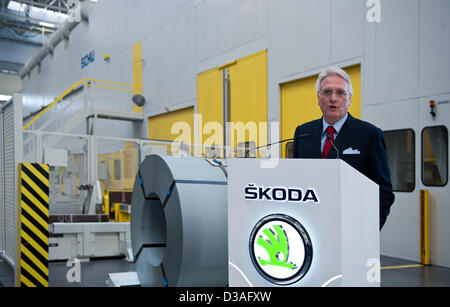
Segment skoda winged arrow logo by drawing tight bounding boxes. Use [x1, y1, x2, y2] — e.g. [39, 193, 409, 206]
[256, 225, 297, 270]
[249, 214, 313, 285]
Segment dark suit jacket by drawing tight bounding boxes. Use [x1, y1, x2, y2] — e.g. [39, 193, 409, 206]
[293, 113, 395, 230]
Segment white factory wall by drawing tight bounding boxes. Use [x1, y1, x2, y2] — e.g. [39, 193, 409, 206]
[20, 0, 450, 265]
[0, 38, 41, 72]
[363, 0, 450, 267]
[0, 73, 22, 96]
[21, 0, 366, 131]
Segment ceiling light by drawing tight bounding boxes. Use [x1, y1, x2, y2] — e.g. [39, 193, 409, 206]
[39, 21, 56, 28]
[0, 95, 13, 102]
[7, 1, 26, 12]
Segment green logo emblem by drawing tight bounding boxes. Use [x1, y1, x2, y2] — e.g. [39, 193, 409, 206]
[257, 225, 297, 270]
[249, 214, 313, 285]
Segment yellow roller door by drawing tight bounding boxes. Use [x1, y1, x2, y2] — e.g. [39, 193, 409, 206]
[148, 107, 195, 154]
[197, 50, 268, 157]
[132, 41, 144, 113]
[228, 50, 268, 150]
[197, 67, 224, 155]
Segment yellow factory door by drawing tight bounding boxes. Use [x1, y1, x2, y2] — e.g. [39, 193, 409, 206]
[281, 64, 361, 158]
[197, 66, 224, 156]
[148, 107, 195, 154]
[197, 50, 268, 157]
[132, 41, 144, 112]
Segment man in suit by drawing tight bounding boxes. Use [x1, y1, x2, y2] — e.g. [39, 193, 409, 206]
[293, 67, 395, 230]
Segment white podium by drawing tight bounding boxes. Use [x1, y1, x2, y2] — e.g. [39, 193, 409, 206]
[227, 159, 380, 287]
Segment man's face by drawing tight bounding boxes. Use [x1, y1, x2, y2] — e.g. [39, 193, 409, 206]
[317, 74, 351, 124]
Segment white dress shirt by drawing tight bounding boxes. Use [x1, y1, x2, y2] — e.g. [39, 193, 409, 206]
[320, 113, 348, 153]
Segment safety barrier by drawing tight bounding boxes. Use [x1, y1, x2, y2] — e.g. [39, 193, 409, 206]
[17, 163, 50, 287]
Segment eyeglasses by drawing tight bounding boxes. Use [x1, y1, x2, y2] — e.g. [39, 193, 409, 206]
[319, 89, 348, 98]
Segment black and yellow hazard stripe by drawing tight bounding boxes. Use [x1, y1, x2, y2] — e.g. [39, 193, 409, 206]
[17, 163, 49, 287]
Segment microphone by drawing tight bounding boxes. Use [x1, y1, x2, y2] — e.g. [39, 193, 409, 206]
[326, 135, 340, 159]
[245, 134, 310, 157]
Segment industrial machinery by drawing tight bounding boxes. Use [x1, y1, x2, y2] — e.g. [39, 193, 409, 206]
[103, 190, 133, 222]
[130, 154, 228, 287]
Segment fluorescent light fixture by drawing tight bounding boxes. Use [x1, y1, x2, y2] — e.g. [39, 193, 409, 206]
[39, 21, 56, 28]
[8, 0, 67, 23]
[7, 0, 26, 12]
[0, 95, 13, 102]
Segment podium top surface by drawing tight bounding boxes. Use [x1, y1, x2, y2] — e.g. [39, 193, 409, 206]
[227, 158, 377, 187]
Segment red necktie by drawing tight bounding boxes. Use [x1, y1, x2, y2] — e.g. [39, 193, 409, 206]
[322, 126, 336, 159]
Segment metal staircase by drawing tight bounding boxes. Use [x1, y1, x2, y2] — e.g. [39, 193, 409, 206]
[23, 79, 144, 162]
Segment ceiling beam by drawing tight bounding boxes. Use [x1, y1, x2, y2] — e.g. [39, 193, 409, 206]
[0, 15, 57, 30]
[0, 34, 43, 46]
[0, 11, 62, 27]
[0, 59, 23, 73]
[0, 19, 55, 35]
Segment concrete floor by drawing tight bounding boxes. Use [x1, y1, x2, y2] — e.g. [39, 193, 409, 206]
[1, 255, 450, 287]
[379, 256, 450, 287]
[0, 257, 14, 287]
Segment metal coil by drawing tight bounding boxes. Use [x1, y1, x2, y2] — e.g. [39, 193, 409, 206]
[131, 154, 228, 286]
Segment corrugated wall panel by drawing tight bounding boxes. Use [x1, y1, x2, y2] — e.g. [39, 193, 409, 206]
[3, 103, 17, 265]
[0, 110, 4, 254]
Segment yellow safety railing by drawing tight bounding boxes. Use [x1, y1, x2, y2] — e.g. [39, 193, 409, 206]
[420, 189, 430, 265]
[23, 78, 134, 131]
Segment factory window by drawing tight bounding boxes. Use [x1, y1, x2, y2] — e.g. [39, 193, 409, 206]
[114, 159, 122, 180]
[384, 129, 415, 192]
[422, 126, 448, 186]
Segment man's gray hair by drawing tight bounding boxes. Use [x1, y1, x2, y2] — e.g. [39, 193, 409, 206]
[316, 67, 353, 96]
